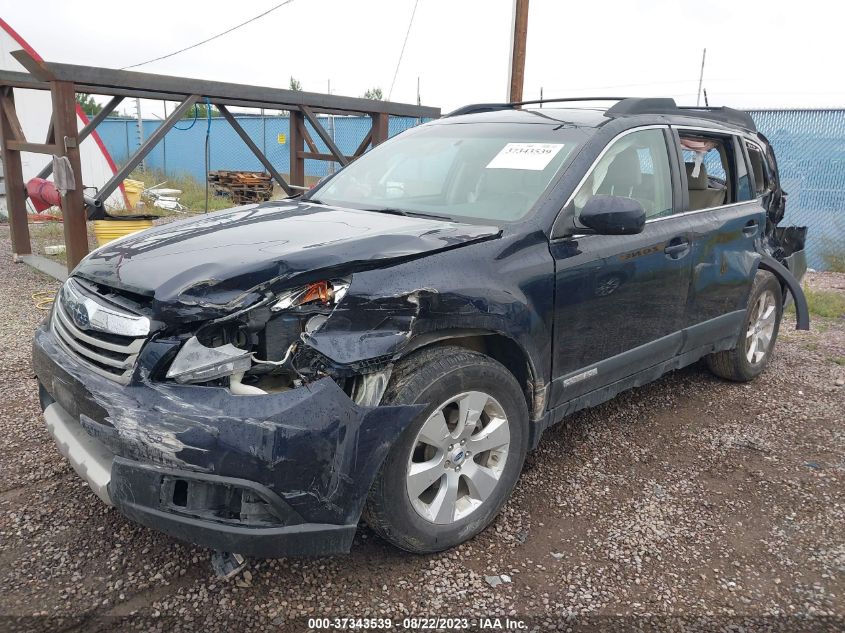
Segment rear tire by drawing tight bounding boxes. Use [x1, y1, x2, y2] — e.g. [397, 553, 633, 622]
[363, 346, 529, 553]
[706, 270, 782, 382]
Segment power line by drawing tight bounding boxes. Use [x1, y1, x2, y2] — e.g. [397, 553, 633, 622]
[388, 0, 420, 101]
[538, 77, 750, 94]
[121, 1, 296, 70]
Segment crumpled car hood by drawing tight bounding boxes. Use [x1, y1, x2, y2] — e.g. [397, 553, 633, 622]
[73, 200, 501, 322]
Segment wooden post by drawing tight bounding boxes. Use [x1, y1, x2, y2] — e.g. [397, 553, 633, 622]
[507, 0, 529, 103]
[371, 112, 389, 146]
[0, 88, 31, 257]
[289, 110, 305, 188]
[51, 80, 89, 271]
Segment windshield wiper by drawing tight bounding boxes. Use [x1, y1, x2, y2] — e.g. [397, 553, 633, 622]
[360, 207, 454, 222]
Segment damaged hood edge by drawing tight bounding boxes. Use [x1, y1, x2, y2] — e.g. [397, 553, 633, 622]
[71, 201, 502, 322]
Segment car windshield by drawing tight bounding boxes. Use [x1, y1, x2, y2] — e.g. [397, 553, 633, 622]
[308, 121, 585, 222]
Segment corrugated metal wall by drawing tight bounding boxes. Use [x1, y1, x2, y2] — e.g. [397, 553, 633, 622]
[94, 114, 422, 183]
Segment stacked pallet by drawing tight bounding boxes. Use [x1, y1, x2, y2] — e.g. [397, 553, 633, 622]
[208, 171, 273, 205]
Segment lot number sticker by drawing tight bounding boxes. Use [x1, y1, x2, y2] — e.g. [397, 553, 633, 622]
[486, 142, 564, 170]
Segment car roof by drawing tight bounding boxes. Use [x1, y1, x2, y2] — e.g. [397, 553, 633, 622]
[435, 107, 611, 128]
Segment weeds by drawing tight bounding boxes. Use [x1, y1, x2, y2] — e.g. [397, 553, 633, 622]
[821, 239, 845, 273]
[803, 285, 845, 319]
[824, 252, 845, 273]
[127, 170, 233, 215]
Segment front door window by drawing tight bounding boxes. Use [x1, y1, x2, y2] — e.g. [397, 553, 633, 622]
[572, 128, 674, 220]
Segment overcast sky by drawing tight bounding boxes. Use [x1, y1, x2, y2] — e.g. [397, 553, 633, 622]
[2, 0, 842, 114]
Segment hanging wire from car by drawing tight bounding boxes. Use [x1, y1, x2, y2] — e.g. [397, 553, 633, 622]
[121, 0, 297, 70]
[32, 291, 55, 311]
[387, 0, 420, 101]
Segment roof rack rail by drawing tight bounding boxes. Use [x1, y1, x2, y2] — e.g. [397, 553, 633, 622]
[605, 98, 756, 131]
[445, 96, 629, 118]
[675, 106, 757, 131]
[445, 96, 757, 131]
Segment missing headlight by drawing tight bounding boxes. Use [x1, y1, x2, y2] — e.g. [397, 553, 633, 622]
[271, 279, 350, 312]
[166, 336, 252, 384]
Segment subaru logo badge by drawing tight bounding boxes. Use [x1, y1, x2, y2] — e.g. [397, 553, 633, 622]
[70, 300, 90, 329]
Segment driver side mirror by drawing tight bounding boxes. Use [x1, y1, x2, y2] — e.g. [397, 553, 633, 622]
[578, 195, 645, 235]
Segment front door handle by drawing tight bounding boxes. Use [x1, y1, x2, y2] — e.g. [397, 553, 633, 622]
[743, 219, 759, 237]
[664, 237, 690, 259]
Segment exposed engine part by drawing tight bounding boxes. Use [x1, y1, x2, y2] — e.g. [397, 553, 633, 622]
[351, 368, 393, 407]
[230, 372, 267, 395]
[251, 343, 297, 368]
[305, 314, 328, 334]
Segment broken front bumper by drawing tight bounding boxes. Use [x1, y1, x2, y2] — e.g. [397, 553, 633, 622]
[32, 324, 421, 557]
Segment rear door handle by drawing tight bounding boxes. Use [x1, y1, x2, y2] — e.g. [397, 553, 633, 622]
[743, 219, 759, 237]
[664, 237, 690, 259]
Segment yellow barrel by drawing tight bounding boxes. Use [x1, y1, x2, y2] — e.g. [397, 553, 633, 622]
[123, 179, 145, 209]
[93, 219, 153, 246]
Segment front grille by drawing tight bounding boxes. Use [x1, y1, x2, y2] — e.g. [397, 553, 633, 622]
[52, 278, 150, 384]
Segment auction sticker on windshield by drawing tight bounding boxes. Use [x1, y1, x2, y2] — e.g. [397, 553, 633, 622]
[486, 142, 564, 170]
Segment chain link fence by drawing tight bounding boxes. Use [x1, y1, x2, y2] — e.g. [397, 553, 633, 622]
[94, 108, 845, 270]
[749, 110, 845, 271]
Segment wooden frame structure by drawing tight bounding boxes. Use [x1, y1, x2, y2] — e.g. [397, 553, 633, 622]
[0, 50, 440, 271]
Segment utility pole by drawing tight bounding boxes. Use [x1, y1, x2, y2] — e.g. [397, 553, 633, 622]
[696, 48, 707, 107]
[507, 0, 529, 103]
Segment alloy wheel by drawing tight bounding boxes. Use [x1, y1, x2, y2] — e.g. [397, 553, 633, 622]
[746, 289, 777, 364]
[405, 391, 511, 525]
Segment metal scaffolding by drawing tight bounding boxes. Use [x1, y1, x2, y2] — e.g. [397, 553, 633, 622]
[0, 50, 440, 271]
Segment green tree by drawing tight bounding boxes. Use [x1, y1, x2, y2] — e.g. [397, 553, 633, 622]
[363, 87, 383, 100]
[184, 103, 220, 119]
[75, 93, 102, 116]
[289, 76, 302, 91]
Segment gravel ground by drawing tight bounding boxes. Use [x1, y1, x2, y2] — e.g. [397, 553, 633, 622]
[0, 225, 843, 632]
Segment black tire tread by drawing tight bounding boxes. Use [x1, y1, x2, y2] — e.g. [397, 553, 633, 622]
[363, 345, 526, 553]
[705, 270, 782, 382]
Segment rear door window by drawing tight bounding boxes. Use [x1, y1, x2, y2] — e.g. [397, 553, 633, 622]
[677, 131, 753, 209]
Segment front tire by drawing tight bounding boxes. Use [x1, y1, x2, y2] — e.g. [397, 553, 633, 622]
[363, 346, 529, 553]
[706, 270, 783, 382]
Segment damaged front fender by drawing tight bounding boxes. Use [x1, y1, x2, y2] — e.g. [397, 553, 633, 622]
[297, 232, 555, 385]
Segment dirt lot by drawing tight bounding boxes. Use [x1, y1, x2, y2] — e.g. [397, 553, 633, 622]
[0, 225, 843, 632]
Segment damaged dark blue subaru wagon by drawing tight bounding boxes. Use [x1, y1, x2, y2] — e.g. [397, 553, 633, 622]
[33, 97, 809, 559]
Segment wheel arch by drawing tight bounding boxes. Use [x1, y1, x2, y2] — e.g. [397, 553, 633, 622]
[754, 254, 810, 330]
[398, 329, 544, 420]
